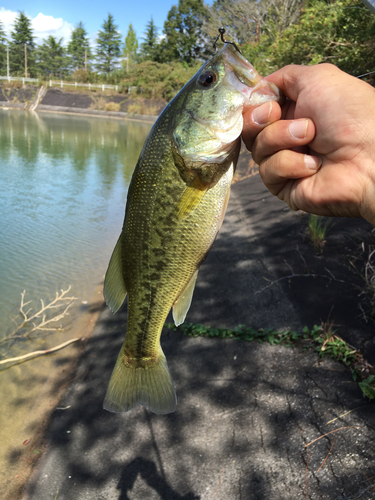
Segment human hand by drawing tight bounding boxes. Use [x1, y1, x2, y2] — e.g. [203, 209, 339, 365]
[242, 64, 375, 225]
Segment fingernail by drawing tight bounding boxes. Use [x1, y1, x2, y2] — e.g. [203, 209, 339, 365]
[252, 102, 272, 126]
[289, 119, 308, 139]
[304, 155, 322, 171]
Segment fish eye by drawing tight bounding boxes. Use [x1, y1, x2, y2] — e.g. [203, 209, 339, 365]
[198, 71, 217, 88]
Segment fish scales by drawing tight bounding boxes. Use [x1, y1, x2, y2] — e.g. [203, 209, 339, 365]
[103, 43, 281, 414]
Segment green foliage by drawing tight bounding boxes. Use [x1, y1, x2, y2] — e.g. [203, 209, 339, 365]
[36, 36, 69, 78]
[0, 21, 7, 76]
[162, 0, 209, 64]
[358, 375, 375, 399]
[10, 11, 36, 77]
[308, 215, 333, 253]
[138, 18, 160, 62]
[95, 13, 122, 75]
[241, 0, 375, 80]
[67, 22, 92, 71]
[123, 24, 138, 72]
[124, 59, 201, 100]
[167, 322, 374, 399]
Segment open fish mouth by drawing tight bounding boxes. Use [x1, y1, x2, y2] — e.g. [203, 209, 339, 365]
[222, 47, 282, 106]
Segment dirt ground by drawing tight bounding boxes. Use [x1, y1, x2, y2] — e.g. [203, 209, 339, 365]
[18, 148, 375, 500]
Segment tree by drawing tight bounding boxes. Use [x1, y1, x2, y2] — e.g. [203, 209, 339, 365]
[123, 23, 138, 72]
[95, 13, 122, 75]
[36, 36, 68, 78]
[138, 18, 159, 61]
[9, 11, 36, 76]
[204, 0, 304, 48]
[0, 21, 8, 75]
[162, 0, 208, 65]
[67, 22, 92, 71]
[238, 0, 375, 82]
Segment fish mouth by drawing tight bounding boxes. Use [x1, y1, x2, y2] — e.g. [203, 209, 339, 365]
[221, 44, 282, 106]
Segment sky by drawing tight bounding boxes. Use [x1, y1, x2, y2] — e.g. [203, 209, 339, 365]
[0, 0, 191, 47]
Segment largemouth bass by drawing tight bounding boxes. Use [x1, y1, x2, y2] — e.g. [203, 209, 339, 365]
[103, 43, 280, 414]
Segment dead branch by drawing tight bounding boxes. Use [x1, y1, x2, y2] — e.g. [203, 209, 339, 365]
[0, 286, 78, 348]
[0, 338, 81, 366]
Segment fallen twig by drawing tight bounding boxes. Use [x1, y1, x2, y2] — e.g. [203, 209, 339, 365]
[254, 272, 345, 294]
[316, 435, 336, 473]
[304, 426, 361, 448]
[0, 338, 81, 365]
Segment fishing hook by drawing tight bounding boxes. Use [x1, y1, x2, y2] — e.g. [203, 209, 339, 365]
[213, 27, 241, 54]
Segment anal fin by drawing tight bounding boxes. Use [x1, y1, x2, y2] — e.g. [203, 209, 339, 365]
[172, 269, 199, 326]
[103, 234, 127, 313]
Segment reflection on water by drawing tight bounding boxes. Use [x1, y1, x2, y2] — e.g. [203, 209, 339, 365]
[0, 110, 152, 498]
[0, 110, 151, 339]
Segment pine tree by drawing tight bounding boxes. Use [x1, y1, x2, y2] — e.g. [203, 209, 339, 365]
[123, 23, 138, 72]
[139, 18, 159, 61]
[10, 11, 35, 76]
[95, 14, 121, 75]
[0, 21, 8, 76]
[67, 22, 92, 71]
[36, 36, 68, 78]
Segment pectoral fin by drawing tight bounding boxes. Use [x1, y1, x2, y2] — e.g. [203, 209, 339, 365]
[172, 269, 199, 326]
[103, 234, 127, 313]
[176, 176, 207, 219]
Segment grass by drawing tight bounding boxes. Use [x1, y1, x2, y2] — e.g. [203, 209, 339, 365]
[166, 322, 375, 400]
[307, 215, 333, 253]
[127, 101, 159, 116]
[104, 102, 121, 112]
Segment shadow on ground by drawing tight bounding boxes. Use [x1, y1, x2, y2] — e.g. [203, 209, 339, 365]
[24, 156, 375, 500]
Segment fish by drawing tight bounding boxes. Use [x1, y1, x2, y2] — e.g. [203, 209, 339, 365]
[103, 43, 281, 414]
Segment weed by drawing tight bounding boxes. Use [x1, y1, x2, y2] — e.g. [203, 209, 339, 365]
[89, 96, 107, 110]
[127, 100, 158, 116]
[167, 322, 375, 399]
[104, 102, 121, 112]
[3, 80, 22, 89]
[307, 215, 333, 253]
[358, 375, 375, 399]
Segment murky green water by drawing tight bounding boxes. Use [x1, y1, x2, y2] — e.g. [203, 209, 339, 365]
[0, 110, 152, 341]
[0, 110, 152, 497]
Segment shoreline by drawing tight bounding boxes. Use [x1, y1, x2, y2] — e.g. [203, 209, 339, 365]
[5, 282, 108, 500]
[0, 101, 158, 123]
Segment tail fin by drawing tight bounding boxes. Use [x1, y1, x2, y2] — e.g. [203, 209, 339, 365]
[103, 347, 176, 414]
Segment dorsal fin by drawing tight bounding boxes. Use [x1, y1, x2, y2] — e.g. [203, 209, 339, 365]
[103, 234, 127, 313]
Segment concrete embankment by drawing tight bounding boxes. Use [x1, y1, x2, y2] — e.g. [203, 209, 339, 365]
[0, 84, 163, 122]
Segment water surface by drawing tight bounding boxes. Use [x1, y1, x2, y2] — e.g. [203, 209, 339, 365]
[0, 110, 152, 340]
[0, 110, 152, 497]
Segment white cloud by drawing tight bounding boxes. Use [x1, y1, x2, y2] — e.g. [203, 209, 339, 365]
[0, 9, 74, 45]
[32, 13, 74, 45]
[0, 8, 17, 36]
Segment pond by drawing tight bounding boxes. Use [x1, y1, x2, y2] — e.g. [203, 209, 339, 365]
[0, 110, 152, 338]
[0, 109, 152, 498]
